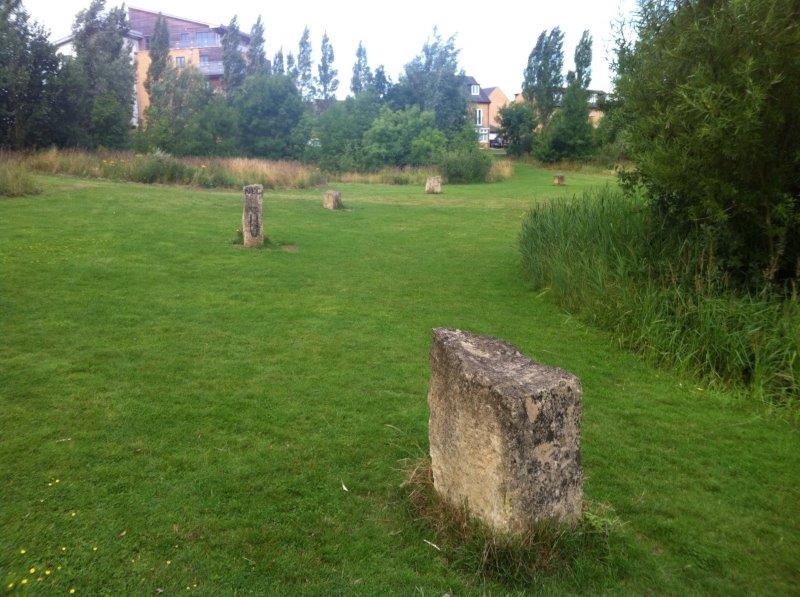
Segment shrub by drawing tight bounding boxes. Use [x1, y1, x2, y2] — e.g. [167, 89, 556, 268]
[439, 148, 492, 183]
[519, 187, 800, 409]
[362, 107, 444, 169]
[615, 0, 800, 286]
[498, 102, 536, 156]
[0, 161, 40, 197]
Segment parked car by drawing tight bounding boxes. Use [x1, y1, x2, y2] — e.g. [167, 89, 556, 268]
[489, 137, 505, 149]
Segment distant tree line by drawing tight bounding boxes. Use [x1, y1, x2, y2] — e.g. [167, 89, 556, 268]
[2, 0, 487, 175]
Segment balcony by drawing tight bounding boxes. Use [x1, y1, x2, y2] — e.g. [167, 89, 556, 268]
[198, 61, 224, 76]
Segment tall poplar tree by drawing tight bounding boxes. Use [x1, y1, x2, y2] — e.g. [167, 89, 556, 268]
[272, 48, 285, 75]
[522, 27, 564, 123]
[296, 26, 315, 100]
[222, 16, 246, 95]
[316, 31, 338, 100]
[247, 15, 270, 76]
[350, 41, 372, 95]
[145, 13, 169, 93]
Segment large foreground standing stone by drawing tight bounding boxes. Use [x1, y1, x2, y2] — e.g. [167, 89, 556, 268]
[425, 176, 442, 194]
[427, 328, 582, 534]
[242, 184, 264, 247]
[323, 190, 343, 210]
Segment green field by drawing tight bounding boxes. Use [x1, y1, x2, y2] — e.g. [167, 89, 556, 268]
[1, 164, 798, 594]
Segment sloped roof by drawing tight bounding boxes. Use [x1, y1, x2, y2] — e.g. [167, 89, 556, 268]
[463, 76, 491, 103]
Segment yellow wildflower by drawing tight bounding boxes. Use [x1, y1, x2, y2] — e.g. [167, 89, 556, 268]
[20, 548, 26, 554]
[45, 570, 52, 575]
[20, 579, 28, 585]
[69, 589, 76, 594]
[29, 567, 36, 574]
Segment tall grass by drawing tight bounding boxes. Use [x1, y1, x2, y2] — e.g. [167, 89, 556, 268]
[402, 459, 623, 590]
[0, 159, 40, 197]
[520, 188, 800, 409]
[20, 148, 325, 190]
[333, 166, 437, 185]
[13, 148, 514, 190]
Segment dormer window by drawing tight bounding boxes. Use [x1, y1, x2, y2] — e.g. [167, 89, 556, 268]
[471, 84, 480, 96]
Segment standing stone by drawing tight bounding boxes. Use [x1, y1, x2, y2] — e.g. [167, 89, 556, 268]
[427, 328, 582, 534]
[553, 174, 566, 186]
[425, 176, 443, 194]
[242, 184, 264, 248]
[323, 190, 343, 210]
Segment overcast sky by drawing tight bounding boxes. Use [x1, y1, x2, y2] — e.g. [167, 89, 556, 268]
[25, 0, 637, 98]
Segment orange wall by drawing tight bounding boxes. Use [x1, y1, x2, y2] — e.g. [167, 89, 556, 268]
[487, 88, 510, 129]
[134, 48, 203, 122]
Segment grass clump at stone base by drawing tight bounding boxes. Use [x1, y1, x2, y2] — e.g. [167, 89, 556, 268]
[0, 161, 40, 197]
[520, 187, 800, 411]
[403, 459, 626, 590]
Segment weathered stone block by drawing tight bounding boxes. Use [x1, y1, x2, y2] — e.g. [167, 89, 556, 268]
[425, 176, 442, 194]
[323, 190, 343, 210]
[553, 174, 566, 186]
[427, 328, 582, 534]
[242, 184, 264, 247]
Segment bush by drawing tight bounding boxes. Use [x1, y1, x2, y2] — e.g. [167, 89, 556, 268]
[519, 187, 800, 409]
[498, 102, 536, 156]
[0, 161, 40, 197]
[439, 148, 492, 183]
[615, 0, 800, 286]
[362, 107, 445, 169]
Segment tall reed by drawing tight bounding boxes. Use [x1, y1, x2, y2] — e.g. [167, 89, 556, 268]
[520, 187, 799, 409]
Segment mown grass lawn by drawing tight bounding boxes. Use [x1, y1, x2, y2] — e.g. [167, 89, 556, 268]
[1, 163, 798, 594]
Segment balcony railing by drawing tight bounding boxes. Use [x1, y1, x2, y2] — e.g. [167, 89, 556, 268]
[198, 61, 224, 76]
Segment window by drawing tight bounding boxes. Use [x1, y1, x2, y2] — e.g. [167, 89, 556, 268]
[471, 84, 480, 96]
[180, 33, 191, 47]
[480, 132, 489, 143]
[175, 56, 185, 67]
[475, 108, 483, 126]
[200, 55, 210, 65]
[196, 31, 218, 48]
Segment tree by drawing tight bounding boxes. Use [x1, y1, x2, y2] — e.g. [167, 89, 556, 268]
[535, 30, 593, 162]
[498, 102, 536, 156]
[0, 0, 62, 148]
[362, 106, 445, 168]
[247, 15, 270, 76]
[235, 74, 304, 158]
[393, 29, 466, 134]
[222, 16, 246, 95]
[371, 65, 390, 98]
[350, 41, 372, 96]
[272, 48, 284, 75]
[312, 89, 381, 171]
[572, 30, 592, 89]
[286, 52, 297, 85]
[522, 27, 564, 123]
[145, 14, 169, 92]
[296, 26, 315, 101]
[71, 0, 135, 148]
[316, 31, 338, 101]
[615, 0, 800, 285]
[533, 82, 592, 162]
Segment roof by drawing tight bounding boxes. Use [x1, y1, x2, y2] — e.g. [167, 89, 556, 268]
[128, 6, 251, 42]
[54, 29, 144, 47]
[463, 76, 491, 103]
